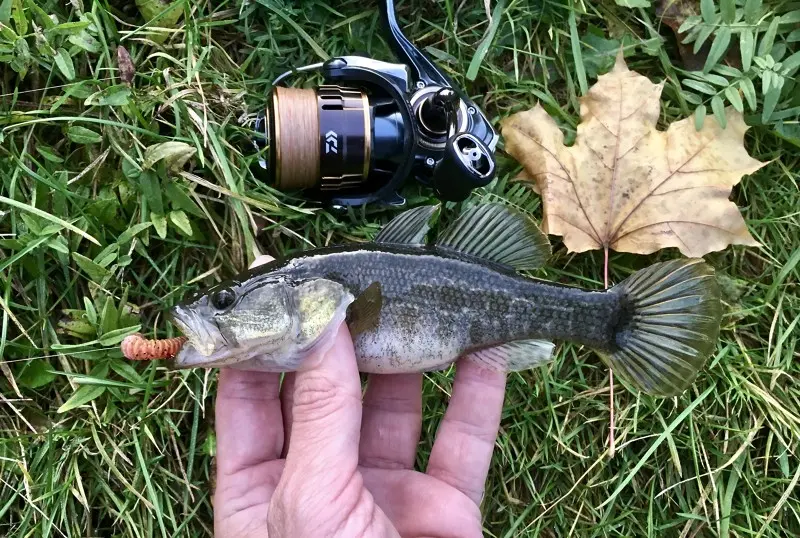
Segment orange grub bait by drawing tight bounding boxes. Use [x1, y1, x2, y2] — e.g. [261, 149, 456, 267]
[121, 333, 187, 361]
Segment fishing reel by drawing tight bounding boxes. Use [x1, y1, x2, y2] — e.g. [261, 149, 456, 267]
[252, 0, 498, 207]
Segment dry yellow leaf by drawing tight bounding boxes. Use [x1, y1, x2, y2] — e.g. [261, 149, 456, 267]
[501, 52, 766, 257]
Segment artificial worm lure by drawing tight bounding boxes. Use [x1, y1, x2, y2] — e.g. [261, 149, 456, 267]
[121, 333, 187, 361]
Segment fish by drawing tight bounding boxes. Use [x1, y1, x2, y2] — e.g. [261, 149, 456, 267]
[168, 203, 722, 397]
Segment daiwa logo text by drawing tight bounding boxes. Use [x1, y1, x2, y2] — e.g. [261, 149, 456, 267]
[325, 131, 338, 154]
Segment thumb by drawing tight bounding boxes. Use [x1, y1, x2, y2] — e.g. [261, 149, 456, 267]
[270, 325, 384, 535]
[282, 322, 362, 478]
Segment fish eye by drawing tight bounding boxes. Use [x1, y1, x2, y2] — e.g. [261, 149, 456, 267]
[210, 289, 236, 310]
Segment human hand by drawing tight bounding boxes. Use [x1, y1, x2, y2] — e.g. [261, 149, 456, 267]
[213, 256, 507, 537]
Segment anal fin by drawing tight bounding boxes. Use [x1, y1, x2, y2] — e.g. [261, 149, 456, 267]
[436, 203, 551, 271]
[465, 339, 555, 371]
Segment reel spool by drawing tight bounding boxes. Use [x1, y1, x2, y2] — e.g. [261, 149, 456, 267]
[261, 85, 406, 197]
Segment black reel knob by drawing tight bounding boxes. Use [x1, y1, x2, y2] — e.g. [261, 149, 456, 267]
[431, 133, 496, 202]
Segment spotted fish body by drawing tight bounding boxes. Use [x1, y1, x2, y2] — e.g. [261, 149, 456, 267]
[170, 203, 722, 397]
[258, 244, 615, 373]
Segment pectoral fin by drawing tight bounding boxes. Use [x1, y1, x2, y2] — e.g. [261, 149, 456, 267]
[347, 281, 383, 337]
[465, 339, 556, 371]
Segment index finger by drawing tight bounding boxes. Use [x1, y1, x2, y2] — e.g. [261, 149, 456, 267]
[425, 359, 506, 504]
[215, 369, 284, 476]
[215, 254, 284, 478]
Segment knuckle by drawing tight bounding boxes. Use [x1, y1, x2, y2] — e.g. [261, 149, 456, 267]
[432, 466, 486, 503]
[359, 453, 408, 470]
[291, 372, 356, 422]
[450, 417, 497, 445]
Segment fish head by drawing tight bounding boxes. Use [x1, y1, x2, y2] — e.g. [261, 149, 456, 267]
[170, 274, 354, 370]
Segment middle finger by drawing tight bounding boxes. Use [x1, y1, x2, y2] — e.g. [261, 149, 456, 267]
[359, 373, 423, 470]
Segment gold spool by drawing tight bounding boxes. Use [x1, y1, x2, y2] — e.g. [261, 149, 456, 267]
[272, 87, 320, 190]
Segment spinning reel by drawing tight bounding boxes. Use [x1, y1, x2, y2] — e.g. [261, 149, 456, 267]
[252, 0, 498, 207]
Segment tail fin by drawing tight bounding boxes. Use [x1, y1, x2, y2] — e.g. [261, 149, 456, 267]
[604, 259, 722, 397]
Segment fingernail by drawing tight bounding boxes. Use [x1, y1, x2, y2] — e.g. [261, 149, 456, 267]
[250, 255, 275, 269]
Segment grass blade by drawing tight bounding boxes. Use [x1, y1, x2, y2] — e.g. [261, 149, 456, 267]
[466, 0, 506, 81]
[255, 0, 329, 60]
[599, 384, 716, 509]
[719, 456, 745, 538]
[0, 195, 100, 245]
[568, 6, 588, 95]
[754, 463, 800, 538]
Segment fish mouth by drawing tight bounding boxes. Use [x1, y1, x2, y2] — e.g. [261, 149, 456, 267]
[168, 306, 231, 368]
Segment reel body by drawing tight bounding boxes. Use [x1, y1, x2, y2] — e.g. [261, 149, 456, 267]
[253, 1, 498, 207]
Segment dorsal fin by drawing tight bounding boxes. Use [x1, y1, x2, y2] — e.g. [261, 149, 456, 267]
[374, 204, 439, 246]
[436, 203, 551, 271]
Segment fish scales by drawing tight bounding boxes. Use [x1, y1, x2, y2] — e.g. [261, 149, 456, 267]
[263, 245, 621, 372]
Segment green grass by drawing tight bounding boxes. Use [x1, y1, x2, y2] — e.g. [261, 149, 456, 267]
[1, 0, 799, 536]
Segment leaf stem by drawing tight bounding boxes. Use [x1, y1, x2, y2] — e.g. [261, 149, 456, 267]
[609, 369, 616, 457]
[604, 245, 616, 458]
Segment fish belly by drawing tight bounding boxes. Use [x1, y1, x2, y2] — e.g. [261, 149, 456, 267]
[352, 320, 467, 374]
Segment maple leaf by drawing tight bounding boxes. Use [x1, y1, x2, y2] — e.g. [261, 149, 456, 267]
[500, 52, 766, 258]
